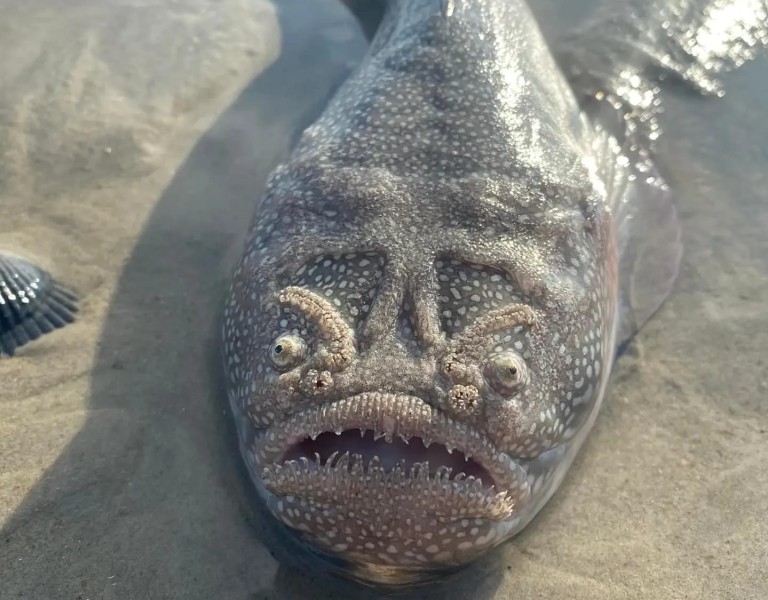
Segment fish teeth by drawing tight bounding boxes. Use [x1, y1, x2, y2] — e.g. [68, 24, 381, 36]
[350, 454, 365, 477]
[368, 456, 383, 478]
[334, 452, 350, 471]
[262, 456, 515, 521]
[412, 462, 430, 481]
[325, 451, 339, 471]
[390, 461, 406, 483]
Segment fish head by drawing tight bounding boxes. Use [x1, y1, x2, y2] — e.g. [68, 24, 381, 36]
[222, 166, 618, 584]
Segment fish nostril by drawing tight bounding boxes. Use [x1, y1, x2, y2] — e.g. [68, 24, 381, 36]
[301, 369, 334, 396]
[447, 384, 482, 419]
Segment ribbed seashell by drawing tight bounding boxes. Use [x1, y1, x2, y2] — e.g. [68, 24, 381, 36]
[0, 253, 78, 356]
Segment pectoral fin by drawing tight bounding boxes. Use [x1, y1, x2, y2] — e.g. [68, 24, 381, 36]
[589, 126, 683, 350]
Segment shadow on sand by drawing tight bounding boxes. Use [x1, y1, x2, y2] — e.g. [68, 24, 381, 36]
[0, 1, 509, 598]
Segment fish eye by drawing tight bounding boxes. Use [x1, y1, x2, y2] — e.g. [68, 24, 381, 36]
[485, 351, 528, 395]
[269, 333, 307, 370]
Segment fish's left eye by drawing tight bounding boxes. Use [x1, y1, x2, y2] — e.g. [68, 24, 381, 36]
[485, 351, 528, 395]
[269, 334, 307, 370]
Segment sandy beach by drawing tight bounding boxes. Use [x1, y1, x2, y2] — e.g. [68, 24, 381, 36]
[1, 1, 766, 598]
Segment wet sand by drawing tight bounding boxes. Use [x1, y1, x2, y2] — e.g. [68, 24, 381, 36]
[1, 1, 766, 598]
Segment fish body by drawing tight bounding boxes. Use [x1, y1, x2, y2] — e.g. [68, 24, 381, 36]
[222, 0, 764, 587]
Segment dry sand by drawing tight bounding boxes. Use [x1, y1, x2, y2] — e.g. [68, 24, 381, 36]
[0, 1, 766, 598]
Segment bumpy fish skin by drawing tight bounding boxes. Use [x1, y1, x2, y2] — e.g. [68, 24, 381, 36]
[222, 0, 764, 587]
[225, 0, 616, 582]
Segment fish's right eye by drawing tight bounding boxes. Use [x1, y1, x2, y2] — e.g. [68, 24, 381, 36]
[269, 334, 307, 370]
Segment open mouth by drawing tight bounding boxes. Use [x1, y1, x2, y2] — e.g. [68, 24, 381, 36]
[253, 393, 531, 522]
[283, 429, 497, 487]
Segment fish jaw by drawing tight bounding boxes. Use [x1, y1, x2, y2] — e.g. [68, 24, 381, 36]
[240, 393, 531, 573]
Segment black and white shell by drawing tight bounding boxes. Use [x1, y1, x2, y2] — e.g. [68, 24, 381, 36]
[0, 254, 78, 356]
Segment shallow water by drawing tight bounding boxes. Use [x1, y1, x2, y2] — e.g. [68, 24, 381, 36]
[0, 1, 766, 598]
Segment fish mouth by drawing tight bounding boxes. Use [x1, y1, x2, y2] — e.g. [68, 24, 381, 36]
[254, 393, 531, 522]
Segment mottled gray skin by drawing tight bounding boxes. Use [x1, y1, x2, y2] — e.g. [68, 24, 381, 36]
[222, 0, 766, 587]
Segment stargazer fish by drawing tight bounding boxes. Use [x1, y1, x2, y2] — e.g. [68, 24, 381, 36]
[221, 0, 767, 587]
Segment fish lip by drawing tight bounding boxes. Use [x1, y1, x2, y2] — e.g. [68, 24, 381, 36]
[252, 392, 531, 519]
